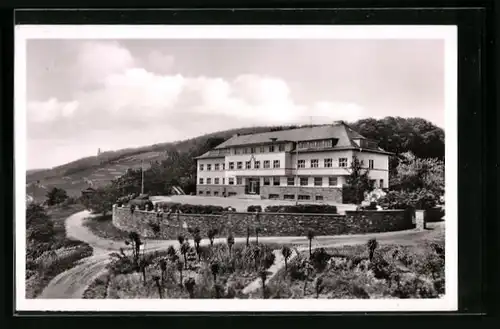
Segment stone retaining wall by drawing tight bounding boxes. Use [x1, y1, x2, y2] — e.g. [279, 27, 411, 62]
[112, 205, 414, 240]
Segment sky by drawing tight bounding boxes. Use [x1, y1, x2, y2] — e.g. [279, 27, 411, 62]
[26, 38, 445, 169]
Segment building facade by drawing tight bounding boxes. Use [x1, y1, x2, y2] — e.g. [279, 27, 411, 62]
[195, 121, 392, 203]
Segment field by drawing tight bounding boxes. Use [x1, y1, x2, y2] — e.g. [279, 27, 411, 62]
[82, 225, 445, 299]
[152, 195, 357, 213]
[26, 151, 166, 202]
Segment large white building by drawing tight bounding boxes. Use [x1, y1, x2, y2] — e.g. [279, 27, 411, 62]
[195, 121, 392, 203]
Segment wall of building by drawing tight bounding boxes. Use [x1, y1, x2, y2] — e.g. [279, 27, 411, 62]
[260, 186, 342, 202]
[196, 157, 226, 184]
[112, 205, 414, 240]
[196, 185, 244, 196]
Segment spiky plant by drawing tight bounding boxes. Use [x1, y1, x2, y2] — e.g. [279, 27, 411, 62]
[210, 261, 220, 282]
[180, 241, 190, 270]
[367, 238, 378, 261]
[315, 277, 324, 298]
[152, 275, 163, 299]
[306, 230, 315, 258]
[177, 234, 185, 248]
[159, 258, 167, 285]
[281, 246, 292, 272]
[207, 228, 218, 246]
[167, 245, 178, 262]
[176, 260, 184, 287]
[227, 234, 235, 255]
[184, 277, 196, 298]
[194, 233, 202, 260]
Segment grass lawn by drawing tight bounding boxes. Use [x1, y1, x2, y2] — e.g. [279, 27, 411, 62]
[83, 215, 131, 241]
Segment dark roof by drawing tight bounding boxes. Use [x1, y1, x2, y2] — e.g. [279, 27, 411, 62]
[195, 122, 392, 159]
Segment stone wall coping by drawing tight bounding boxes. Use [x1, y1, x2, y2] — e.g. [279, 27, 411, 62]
[345, 210, 407, 213]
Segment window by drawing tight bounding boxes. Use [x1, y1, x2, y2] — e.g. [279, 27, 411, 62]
[250, 147, 256, 153]
[222, 163, 225, 170]
[315, 195, 324, 201]
[379, 179, 384, 188]
[269, 145, 275, 152]
[264, 160, 270, 169]
[207, 178, 212, 184]
[206, 191, 211, 196]
[314, 177, 323, 186]
[198, 190, 203, 195]
[246, 161, 251, 169]
[229, 162, 235, 170]
[279, 144, 285, 152]
[254, 161, 261, 169]
[311, 159, 319, 168]
[284, 194, 295, 200]
[215, 177, 220, 184]
[243, 148, 249, 154]
[370, 180, 376, 188]
[287, 177, 295, 186]
[298, 195, 311, 200]
[214, 191, 219, 196]
[237, 162, 243, 169]
[300, 177, 309, 186]
[207, 164, 212, 171]
[324, 158, 333, 168]
[237, 177, 243, 185]
[214, 163, 220, 171]
[222, 178, 225, 184]
[273, 177, 280, 186]
[199, 164, 204, 171]
[235, 148, 241, 155]
[298, 160, 305, 168]
[229, 178, 234, 185]
[269, 194, 279, 200]
[259, 146, 265, 153]
[369, 159, 374, 169]
[263, 177, 270, 186]
[329, 177, 338, 186]
[339, 158, 348, 168]
[273, 160, 280, 168]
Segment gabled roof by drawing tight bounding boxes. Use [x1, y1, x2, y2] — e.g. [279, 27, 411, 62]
[195, 121, 393, 159]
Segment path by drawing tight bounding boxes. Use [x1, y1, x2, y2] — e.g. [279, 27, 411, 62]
[39, 210, 443, 299]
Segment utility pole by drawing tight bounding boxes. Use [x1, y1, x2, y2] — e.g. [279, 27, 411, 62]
[141, 160, 144, 195]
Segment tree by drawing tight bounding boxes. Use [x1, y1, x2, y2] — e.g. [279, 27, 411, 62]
[315, 277, 325, 298]
[152, 275, 163, 298]
[194, 233, 202, 260]
[177, 234, 185, 247]
[159, 259, 167, 286]
[84, 186, 119, 216]
[344, 155, 373, 205]
[255, 227, 261, 245]
[281, 246, 292, 272]
[26, 203, 55, 244]
[176, 260, 184, 287]
[390, 151, 444, 194]
[259, 269, 269, 298]
[125, 232, 142, 268]
[306, 230, 315, 258]
[210, 261, 220, 282]
[45, 187, 68, 206]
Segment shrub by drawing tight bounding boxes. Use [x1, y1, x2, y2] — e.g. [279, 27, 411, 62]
[378, 189, 439, 210]
[247, 205, 263, 212]
[264, 204, 337, 214]
[361, 201, 378, 210]
[425, 207, 445, 222]
[311, 248, 330, 272]
[156, 202, 225, 214]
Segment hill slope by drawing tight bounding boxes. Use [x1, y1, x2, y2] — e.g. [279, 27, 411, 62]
[26, 117, 444, 203]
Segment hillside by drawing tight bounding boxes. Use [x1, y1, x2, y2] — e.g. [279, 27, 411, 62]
[26, 117, 444, 203]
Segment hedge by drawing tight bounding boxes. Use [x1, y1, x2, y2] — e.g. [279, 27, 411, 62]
[425, 207, 445, 222]
[247, 205, 263, 212]
[263, 204, 338, 214]
[155, 202, 225, 214]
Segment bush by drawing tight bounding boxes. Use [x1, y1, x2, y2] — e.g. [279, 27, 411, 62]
[378, 188, 439, 210]
[247, 205, 263, 212]
[425, 207, 445, 222]
[128, 199, 154, 211]
[342, 185, 365, 205]
[156, 202, 225, 214]
[264, 204, 337, 214]
[361, 201, 378, 210]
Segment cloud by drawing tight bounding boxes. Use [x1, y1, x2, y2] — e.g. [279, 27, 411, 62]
[27, 98, 80, 123]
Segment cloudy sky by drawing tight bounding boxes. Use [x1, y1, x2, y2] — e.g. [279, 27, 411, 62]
[26, 38, 444, 169]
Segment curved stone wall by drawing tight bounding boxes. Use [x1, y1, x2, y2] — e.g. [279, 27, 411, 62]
[112, 205, 414, 240]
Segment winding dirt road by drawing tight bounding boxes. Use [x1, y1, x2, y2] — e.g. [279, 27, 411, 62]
[38, 210, 443, 299]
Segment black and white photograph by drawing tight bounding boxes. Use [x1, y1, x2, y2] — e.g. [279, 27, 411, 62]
[15, 25, 457, 312]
